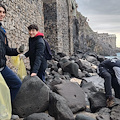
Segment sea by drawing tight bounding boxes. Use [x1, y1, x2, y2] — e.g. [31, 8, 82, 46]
[105, 53, 120, 59]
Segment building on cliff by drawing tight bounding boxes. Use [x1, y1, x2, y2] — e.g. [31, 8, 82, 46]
[98, 33, 116, 49]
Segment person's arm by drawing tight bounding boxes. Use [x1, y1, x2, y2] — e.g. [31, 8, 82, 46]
[24, 39, 30, 57]
[6, 38, 24, 56]
[5, 37, 19, 56]
[31, 37, 45, 75]
[24, 50, 30, 57]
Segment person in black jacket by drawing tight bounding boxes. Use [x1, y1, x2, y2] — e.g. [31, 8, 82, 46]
[0, 4, 24, 102]
[22, 24, 47, 82]
[98, 58, 120, 107]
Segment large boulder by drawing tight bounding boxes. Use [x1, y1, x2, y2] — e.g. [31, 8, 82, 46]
[24, 113, 55, 120]
[84, 54, 98, 63]
[96, 108, 111, 120]
[82, 82, 97, 95]
[82, 75, 104, 91]
[75, 112, 96, 120]
[58, 58, 79, 77]
[84, 53, 100, 65]
[78, 59, 96, 73]
[54, 81, 86, 113]
[97, 55, 105, 62]
[111, 104, 120, 120]
[49, 91, 75, 120]
[13, 76, 50, 117]
[58, 58, 70, 68]
[76, 60, 85, 71]
[89, 92, 106, 113]
[62, 62, 79, 77]
[46, 77, 62, 91]
[57, 52, 67, 57]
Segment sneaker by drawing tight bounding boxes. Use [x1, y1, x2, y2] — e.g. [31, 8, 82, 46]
[106, 97, 117, 108]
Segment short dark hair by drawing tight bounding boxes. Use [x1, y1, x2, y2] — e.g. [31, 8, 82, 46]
[28, 24, 39, 31]
[0, 4, 6, 13]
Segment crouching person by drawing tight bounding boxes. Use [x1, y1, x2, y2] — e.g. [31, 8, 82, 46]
[98, 58, 120, 107]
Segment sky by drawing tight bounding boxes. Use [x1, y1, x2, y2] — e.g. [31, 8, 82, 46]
[76, 0, 120, 47]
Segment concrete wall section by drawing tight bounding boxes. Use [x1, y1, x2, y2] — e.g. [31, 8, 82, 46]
[57, 0, 69, 55]
[43, 0, 58, 53]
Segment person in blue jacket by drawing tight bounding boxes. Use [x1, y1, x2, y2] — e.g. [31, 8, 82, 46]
[0, 4, 24, 102]
[22, 24, 47, 82]
[98, 58, 120, 107]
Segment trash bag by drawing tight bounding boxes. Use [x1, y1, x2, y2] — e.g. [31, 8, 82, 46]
[0, 73, 12, 120]
[17, 59, 27, 80]
[11, 55, 20, 67]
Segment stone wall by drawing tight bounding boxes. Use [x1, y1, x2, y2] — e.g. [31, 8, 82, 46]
[57, 0, 69, 54]
[43, 0, 58, 53]
[43, 0, 74, 55]
[0, 0, 44, 68]
[2, 0, 44, 48]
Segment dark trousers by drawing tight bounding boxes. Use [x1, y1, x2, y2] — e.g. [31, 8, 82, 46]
[35, 58, 47, 82]
[37, 70, 45, 82]
[99, 67, 120, 99]
[1, 66, 22, 102]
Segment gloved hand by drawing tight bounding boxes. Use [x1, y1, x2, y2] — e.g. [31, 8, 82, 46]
[18, 44, 24, 53]
[19, 54, 26, 59]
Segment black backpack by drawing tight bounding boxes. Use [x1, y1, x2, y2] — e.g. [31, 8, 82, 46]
[43, 39, 52, 60]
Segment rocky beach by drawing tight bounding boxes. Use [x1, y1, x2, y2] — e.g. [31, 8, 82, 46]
[0, 0, 119, 120]
[11, 52, 120, 120]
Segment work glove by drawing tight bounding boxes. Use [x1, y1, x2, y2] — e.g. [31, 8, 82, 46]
[18, 44, 24, 53]
[19, 54, 26, 59]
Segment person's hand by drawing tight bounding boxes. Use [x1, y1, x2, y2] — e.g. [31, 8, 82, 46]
[19, 54, 26, 59]
[31, 73, 37, 76]
[18, 44, 24, 53]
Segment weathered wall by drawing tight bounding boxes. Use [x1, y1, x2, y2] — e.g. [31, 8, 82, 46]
[57, 0, 69, 54]
[2, 0, 44, 48]
[1, 0, 44, 68]
[43, 0, 74, 55]
[43, 0, 58, 53]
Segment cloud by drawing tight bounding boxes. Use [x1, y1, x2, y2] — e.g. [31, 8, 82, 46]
[87, 15, 120, 33]
[76, 0, 120, 15]
[76, 0, 120, 47]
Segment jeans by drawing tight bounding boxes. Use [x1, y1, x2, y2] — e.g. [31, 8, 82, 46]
[1, 66, 22, 102]
[37, 70, 46, 82]
[99, 67, 120, 99]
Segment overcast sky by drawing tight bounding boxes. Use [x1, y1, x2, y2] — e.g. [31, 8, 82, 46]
[76, 0, 120, 47]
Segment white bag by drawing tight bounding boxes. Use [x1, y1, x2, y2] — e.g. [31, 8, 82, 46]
[113, 67, 120, 85]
